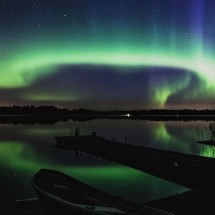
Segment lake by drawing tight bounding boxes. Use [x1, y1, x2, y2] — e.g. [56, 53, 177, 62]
[0, 118, 214, 214]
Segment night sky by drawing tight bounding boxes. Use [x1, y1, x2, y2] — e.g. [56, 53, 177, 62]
[1, 0, 215, 110]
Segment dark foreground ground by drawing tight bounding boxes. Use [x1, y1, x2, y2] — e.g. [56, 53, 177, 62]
[147, 186, 215, 215]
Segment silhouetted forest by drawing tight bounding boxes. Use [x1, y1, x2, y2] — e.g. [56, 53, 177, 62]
[0, 105, 215, 116]
[0, 106, 214, 125]
[0, 105, 70, 115]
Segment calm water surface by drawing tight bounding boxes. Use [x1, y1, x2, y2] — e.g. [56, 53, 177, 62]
[0, 118, 214, 214]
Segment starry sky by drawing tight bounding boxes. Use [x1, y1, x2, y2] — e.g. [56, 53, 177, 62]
[1, 0, 215, 110]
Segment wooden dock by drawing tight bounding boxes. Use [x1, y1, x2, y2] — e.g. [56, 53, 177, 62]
[56, 135, 215, 189]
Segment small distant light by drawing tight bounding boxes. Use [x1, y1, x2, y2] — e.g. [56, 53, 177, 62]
[127, 113, 130, 117]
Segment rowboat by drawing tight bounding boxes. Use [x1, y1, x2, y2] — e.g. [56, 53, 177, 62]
[32, 169, 173, 215]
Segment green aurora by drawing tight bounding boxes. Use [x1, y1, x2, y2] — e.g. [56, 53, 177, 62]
[1, 0, 215, 108]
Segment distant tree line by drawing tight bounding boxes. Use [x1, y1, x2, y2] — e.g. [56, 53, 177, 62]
[0, 105, 214, 116]
[0, 105, 70, 115]
[129, 109, 215, 116]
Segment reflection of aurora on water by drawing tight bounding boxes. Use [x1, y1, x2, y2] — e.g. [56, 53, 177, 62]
[0, 139, 187, 204]
[0, 0, 215, 108]
[0, 140, 144, 179]
[152, 121, 215, 158]
[1, 119, 214, 213]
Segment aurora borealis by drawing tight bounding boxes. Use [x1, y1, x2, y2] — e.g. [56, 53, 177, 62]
[1, 0, 215, 109]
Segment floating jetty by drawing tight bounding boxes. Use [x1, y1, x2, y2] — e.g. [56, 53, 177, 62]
[56, 132, 215, 189]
